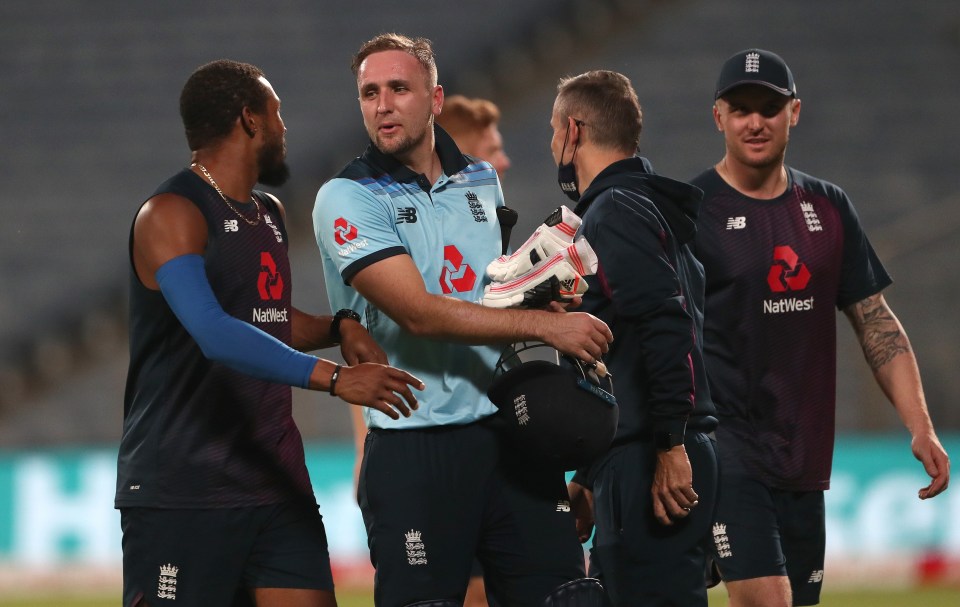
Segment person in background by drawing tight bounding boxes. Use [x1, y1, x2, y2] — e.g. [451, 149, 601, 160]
[117, 59, 423, 607]
[692, 48, 950, 606]
[436, 94, 511, 176]
[314, 33, 612, 606]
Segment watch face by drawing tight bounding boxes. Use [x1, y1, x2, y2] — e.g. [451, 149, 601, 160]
[335, 309, 361, 322]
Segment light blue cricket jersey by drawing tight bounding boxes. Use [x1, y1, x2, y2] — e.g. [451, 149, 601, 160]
[313, 127, 505, 429]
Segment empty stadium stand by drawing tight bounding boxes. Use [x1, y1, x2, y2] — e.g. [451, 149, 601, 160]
[1, 0, 958, 446]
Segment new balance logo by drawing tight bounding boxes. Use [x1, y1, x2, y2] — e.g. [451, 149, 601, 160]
[726, 216, 746, 230]
[395, 207, 418, 224]
[224, 219, 239, 232]
[808, 570, 824, 583]
[556, 500, 571, 513]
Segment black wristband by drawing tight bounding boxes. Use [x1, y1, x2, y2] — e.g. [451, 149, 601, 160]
[330, 309, 362, 344]
[655, 431, 684, 451]
[329, 364, 342, 396]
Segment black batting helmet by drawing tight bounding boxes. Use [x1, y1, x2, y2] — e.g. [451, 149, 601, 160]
[487, 342, 618, 471]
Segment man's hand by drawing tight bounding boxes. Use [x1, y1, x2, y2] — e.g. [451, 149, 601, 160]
[913, 430, 950, 499]
[541, 312, 612, 364]
[568, 480, 595, 543]
[546, 296, 581, 312]
[339, 319, 387, 365]
[652, 446, 699, 526]
[319, 363, 424, 420]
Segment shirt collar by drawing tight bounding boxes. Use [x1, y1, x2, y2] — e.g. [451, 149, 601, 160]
[361, 124, 469, 186]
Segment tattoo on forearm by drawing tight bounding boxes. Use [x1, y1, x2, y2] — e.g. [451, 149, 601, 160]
[846, 295, 911, 372]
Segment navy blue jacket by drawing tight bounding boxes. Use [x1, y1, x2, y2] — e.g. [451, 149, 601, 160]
[574, 157, 717, 461]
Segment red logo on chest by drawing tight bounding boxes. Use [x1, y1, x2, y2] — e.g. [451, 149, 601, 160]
[258, 252, 284, 300]
[440, 245, 476, 294]
[767, 245, 810, 292]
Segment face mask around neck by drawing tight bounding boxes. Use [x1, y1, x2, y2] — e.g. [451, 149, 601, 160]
[557, 121, 581, 202]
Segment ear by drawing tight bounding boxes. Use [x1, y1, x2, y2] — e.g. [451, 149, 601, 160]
[240, 107, 258, 138]
[712, 103, 723, 131]
[789, 98, 801, 127]
[567, 117, 582, 145]
[432, 84, 444, 117]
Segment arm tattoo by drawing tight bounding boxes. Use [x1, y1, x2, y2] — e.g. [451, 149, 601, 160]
[844, 294, 911, 372]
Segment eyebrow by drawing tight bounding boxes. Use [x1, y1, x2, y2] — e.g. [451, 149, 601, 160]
[361, 78, 412, 92]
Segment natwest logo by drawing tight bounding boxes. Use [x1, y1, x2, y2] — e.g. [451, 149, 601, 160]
[767, 245, 810, 292]
[439, 245, 476, 294]
[257, 251, 284, 300]
[334, 217, 359, 245]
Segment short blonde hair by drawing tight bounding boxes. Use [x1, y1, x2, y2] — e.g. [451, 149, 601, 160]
[351, 33, 438, 88]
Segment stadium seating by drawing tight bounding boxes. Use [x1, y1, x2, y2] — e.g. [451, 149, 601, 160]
[1, 0, 958, 445]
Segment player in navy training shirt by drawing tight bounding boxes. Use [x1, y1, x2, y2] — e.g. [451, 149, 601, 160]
[692, 49, 950, 607]
[118, 59, 422, 607]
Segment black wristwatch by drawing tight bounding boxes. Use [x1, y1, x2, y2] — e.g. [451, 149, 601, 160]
[330, 309, 362, 344]
[654, 432, 684, 451]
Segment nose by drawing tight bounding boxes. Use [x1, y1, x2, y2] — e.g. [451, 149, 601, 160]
[377, 90, 393, 114]
[746, 111, 763, 131]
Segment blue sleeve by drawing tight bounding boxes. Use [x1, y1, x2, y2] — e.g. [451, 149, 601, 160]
[313, 177, 407, 284]
[156, 254, 318, 388]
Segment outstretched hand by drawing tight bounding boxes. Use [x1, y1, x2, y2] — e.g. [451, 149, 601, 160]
[334, 364, 424, 420]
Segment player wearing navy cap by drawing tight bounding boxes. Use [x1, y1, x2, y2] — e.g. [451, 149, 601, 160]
[692, 48, 950, 606]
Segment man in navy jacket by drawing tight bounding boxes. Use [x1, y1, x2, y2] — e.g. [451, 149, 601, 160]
[558, 70, 719, 606]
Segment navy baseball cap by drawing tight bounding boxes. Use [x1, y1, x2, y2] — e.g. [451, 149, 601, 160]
[715, 48, 796, 100]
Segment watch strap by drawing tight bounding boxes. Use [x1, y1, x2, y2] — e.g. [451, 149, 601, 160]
[330, 309, 361, 344]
